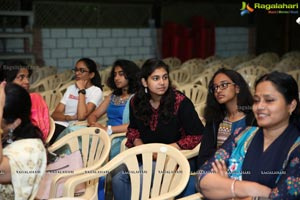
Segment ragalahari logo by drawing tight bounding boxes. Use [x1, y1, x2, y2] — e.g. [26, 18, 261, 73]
[240, 2, 255, 16]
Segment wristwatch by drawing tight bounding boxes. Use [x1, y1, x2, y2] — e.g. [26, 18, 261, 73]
[78, 89, 86, 95]
[107, 125, 113, 135]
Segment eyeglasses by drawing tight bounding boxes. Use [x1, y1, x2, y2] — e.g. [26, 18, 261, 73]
[210, 82, 235, 93]
[15, 74, 30, 81]
[72, 68, 89, 74]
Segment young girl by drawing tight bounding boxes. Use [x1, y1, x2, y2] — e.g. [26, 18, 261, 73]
[197, 68, 255, 167]
[51, 58, 103, 144]
[112, 58, 204, 200]
[0, 82, 47, 199]
[88, 59, 140, 158]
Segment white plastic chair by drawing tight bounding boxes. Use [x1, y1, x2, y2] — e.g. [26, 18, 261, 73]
[60, 143, 190, 200]
[47, 127, 111, 199]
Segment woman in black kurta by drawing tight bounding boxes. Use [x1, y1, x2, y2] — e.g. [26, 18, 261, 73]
[126, 89, 203, 149]
[112, 58, 204, 200]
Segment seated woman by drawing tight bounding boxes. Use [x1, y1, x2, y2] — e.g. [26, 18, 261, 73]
[0, 82, 47, 199]
[0, 61, 50, 142]
[197, 68, 256, 168]
[51, 57, 103, 144]
[112, 58, 204, 200]
[197, 71, 300, 199]
[88, 59, 140, 158]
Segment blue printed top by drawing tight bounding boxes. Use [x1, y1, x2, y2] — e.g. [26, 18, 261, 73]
[197, 124, 300, 199]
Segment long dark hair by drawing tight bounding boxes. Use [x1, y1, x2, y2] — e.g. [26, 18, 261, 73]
[0, 61, 32, 82]
[255, 71, 300, 129]
[132, 58, 174, 125]
[76, 58, 102, 90]
[205, 68, 253, 123]
[106, 59, 140, 96]
[3, 83, 43, 147]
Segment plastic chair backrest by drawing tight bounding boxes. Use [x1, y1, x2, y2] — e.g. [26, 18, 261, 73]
[61, 143, 190, 200]
[47, 127, 111, 198]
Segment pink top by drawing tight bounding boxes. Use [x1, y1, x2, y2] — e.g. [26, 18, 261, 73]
[30, 93, 50, 141]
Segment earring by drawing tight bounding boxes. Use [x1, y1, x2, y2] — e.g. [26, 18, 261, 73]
[144, 87, 148, 94]
[7, 128, 14, 144]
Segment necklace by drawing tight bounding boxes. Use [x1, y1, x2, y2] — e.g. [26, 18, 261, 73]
[111, 94, 129, 105]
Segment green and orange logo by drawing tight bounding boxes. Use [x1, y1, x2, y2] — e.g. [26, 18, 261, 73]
[240, 2, 254, 16]
[240, 2, 298, 15]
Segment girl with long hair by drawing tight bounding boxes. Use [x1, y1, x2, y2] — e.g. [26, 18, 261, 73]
[112, 58, 204, 200]
[197, 68, 256, 167]
[0, 82, 47, 199]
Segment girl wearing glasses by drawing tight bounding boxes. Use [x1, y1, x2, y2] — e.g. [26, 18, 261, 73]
[0, 61, 50, 142]
[197, 71, 300, 199]
[50, 58, 103, 144]
[197, 68, 256, 168]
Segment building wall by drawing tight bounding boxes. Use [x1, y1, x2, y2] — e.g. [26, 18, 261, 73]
[41, 28, 158, 71]
[215, 27, 249, 57]
[2, 27, 250, 70]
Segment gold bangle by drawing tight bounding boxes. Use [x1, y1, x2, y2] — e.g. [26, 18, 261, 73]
[0, 128, 3, 136]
